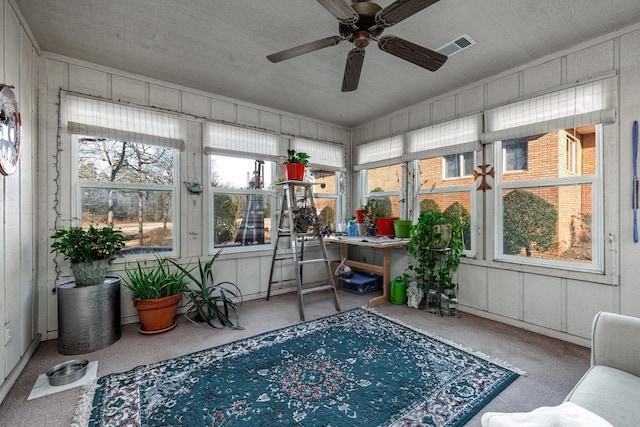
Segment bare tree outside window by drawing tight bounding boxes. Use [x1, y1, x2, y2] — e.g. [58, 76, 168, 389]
[77, 137, 176, 253]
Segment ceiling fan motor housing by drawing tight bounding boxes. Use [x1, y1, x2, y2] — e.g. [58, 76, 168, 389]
[340, 1, 384, 41]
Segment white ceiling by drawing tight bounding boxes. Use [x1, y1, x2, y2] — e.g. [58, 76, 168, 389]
[14, 0, 640, 128]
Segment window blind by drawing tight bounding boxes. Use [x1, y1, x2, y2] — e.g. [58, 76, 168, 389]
[203, 122, 285, 162]
[62, 92, 185, 150]
[353, 135, 403, 171]
[404, 114, 482, 161]
[292, 138, 346, 171]
[481, 78, 617, 143]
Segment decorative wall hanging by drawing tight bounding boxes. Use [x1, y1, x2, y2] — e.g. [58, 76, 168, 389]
[474, 164, 494, 191]
[0, 84, 21, 176]
[184, 182, 203, 194]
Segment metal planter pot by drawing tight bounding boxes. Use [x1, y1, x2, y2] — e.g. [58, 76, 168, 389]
[57, 276, 121, 355]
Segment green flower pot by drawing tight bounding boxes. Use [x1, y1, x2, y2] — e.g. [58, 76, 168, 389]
[393, 220, 413, 238]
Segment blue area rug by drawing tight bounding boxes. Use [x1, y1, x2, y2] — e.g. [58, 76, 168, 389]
[74, 308, 520, 426]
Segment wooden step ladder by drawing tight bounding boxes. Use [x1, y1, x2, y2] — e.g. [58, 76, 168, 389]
[267, 180, 340, 320]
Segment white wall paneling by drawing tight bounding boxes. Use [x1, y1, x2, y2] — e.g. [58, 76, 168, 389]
[353, 24, 640, 342]
[38, 51, 351, 348]
[0, 0, 38, 403]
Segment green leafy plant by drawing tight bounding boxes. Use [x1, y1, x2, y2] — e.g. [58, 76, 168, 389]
[122, 257, 188, 300]
[420, 198, 440, 214]
[50, 224, 126, 263]
[503, 189, 558, 256]
[364, 188, 393, 225]
[284, 149, 310, 165]
[444, 201, 471, 250]
[406, 210, 464, 292]
[168, 251, 243, 329]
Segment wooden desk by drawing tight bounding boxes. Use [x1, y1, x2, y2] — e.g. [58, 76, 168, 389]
[325, 236, 408, 307]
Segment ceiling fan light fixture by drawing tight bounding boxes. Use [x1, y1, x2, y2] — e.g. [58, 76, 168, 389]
[353, 31, 370, 48]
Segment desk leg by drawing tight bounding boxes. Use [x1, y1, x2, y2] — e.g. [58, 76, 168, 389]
[332, 243, 349, 290]
[368, 247, 391, 307]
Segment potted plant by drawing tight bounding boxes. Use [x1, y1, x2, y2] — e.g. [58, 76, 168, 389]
[406, 210, 464, 309]
[52, 224, 127, 354]
[50, 224, 126, 285]
[283, 148, 309, 181]
[364, 191, 393, 236]
[293, 206, 316, 233]
[169, 251, 244, 329]
[122, 257, 189, 334]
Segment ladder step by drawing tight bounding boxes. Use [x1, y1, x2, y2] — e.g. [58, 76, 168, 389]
[269, 278, 298, 286]
[300, 284, 335, 295]
[298, 258, 329, 265]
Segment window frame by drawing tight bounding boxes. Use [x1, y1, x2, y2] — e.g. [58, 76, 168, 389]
[360, 165, 403, 218]
[493, 125, 603, 272]
[308, 168, 343, 229]
[415, 155, 477, 256]
[503, 138, 528, 172]
[207, 154, 277, 255]
[443, 151, 475, 179]
[72, 136, 181, 261]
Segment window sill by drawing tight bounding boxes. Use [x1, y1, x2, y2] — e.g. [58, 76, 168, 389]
[460, 257, 613, 285]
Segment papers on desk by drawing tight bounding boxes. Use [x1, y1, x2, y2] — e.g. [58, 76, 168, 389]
[335, 235, 407, 244]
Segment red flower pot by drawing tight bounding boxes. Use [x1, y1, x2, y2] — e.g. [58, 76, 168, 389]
[355, 209, 368, 223]
[284, 163, 305, 181]
[376, 217, 396, 237]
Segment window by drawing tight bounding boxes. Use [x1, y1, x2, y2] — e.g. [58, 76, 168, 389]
[210, 155, 274, 249]
[418, 155, 475, 252]
[363, 164, 401, 218]
[444, 152, 474, 178]
[503, 139, 528, 171]
[292, 138, 346, 228]
[496, 126, 600, 269]
[565, 131, 578, 174]
[75, 136, 178, 256]
[61, 93, 184, 258]
[205, 123, 282, 252]
[310, 169, 341, 229]
[484, 78, 615, 271]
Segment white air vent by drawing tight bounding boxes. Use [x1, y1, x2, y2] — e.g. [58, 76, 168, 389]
[437, 34, 476, 57]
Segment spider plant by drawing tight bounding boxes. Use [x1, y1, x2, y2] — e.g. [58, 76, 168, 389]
[168, 250, 243, 329]
[122, 256, 188, 301]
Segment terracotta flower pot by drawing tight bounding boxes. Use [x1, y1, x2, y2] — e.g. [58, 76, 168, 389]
[133, 292, 182, 334]
[284, 163, 305, 181]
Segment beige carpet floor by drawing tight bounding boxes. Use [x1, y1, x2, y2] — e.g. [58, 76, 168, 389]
[0, 289, 590, 426]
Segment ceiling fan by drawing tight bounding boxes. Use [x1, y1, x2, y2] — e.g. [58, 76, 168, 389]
[267, 0, 448, 92]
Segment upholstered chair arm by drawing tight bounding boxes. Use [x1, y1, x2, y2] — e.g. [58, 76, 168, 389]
[590, 311, 640, 377]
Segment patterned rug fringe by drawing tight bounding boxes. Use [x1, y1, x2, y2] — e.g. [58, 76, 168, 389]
[362, 306, 528, 376]
[71, 380, 98, 427]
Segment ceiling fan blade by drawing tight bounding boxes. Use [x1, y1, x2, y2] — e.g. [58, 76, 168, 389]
[267, 36, 342, 63]
[375, 0, 439, 27]
[342, 48, 366, 92]
[378, 35, 447, 71]
[317, 0, 359, 25]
